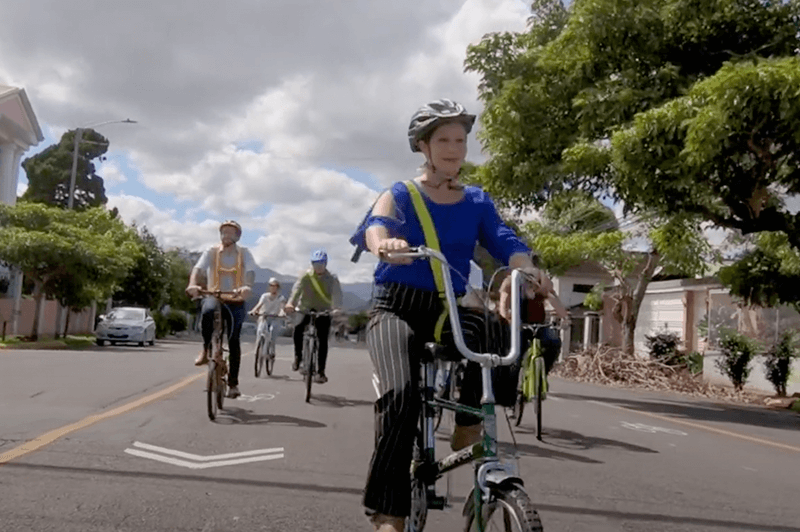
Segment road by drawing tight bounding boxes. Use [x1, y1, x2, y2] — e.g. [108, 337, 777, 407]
[1, 337, 798, 531]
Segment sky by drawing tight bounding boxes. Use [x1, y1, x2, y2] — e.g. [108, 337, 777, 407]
[1, 0, 532, 283]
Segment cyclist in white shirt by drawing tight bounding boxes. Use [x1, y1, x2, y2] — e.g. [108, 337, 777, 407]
[249, 277, 286, 352]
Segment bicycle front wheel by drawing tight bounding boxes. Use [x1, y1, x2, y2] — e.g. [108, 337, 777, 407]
[407, 432, 428, 532]
[207, 361, 218, 421]
[534, 357, 545, 441]
[266, 339, 275, 376]
[463, 486, 543, 532]
[303, 337, 315, 403]
[254, 337, 265, 378]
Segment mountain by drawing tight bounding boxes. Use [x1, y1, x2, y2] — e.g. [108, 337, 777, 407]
[248, 266, 372, 312]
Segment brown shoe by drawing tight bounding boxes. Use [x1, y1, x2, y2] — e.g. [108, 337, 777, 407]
[369, 513, 405, 532]
[450, 423, 482, 451]
[194, 347, 210, 366]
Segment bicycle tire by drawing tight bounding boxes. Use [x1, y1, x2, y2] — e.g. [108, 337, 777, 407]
[407, 432, 428, 532]
[266, 339, 275, 376]
[534, 356, 544, 441]
[207, 361, 217, 421]
[463, 485, 543, 532]
[304, 336, 315, 403]
[513, 391, 525, 427]
[254, 337, 265, 378]
[217, 363, 226, 410]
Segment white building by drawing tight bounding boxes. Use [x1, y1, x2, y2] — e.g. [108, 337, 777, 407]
[0, 84, 44, 334]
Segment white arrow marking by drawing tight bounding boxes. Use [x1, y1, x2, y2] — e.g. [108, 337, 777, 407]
[124, 441, 284, 469]
[236, 393, 276, 403]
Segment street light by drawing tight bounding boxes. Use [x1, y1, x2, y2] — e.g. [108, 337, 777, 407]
[67, 118, 137, 209]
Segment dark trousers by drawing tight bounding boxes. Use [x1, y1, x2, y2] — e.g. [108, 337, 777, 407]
[201, 298, 245, 387]
[293, 313, 332, 373]
[363, 283, 510, 517]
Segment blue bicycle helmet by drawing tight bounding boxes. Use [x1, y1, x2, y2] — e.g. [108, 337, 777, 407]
[310, 249, 328, 264]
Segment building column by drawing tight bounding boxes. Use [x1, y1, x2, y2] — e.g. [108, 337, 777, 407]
[10, 268, 23, 336]
[0, 143, 14, 204]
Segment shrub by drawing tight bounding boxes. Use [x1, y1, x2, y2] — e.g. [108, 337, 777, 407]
[153, 312, 170, 339]
[166, 310, 188, 334]
[685, 351, 703, 375]
[715, 330, 757, 391]
[645, 330, 682, 365]
[764, 331, 798, 396]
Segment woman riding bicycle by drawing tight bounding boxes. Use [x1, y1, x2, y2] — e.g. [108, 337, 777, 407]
[249, 277, 286, 352]
[349, 99, 553, 532]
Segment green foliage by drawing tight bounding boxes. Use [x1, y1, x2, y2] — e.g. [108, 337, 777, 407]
[715, 329, 758, 391]
[21, 128, 110, 210]
[153, 312, 169, 339]
[718, 232, 800, 311]
[347, 311, 370, 333]
[763, 331, 798, 396]
[583, 283, 605, 311]
[0, 203, 140, 339]
[645, 330, 682, 365]
[114, 227, 170, 310]
[164, 249, 196, 313]
[685, 351, 703, 375]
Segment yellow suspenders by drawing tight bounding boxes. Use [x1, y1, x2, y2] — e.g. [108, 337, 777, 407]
[307, 272, 332, 307]
[211, 246, 244, 291]
[404, 181, 449, 342]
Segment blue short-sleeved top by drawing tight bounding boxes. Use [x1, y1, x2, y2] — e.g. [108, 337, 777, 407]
[354, 181, 529, 294]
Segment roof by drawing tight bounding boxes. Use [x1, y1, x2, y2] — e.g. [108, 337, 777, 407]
[0, 84, 44, 146]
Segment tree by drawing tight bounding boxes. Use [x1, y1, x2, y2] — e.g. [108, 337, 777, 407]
[0, 203, 140, 340]
[21, 128, 110, 210]
[524, 191, 712, 354]
[164, 249, 196, 313]
[114, 227, 171, 310]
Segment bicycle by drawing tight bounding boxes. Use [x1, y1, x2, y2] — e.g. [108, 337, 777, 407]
[198, 290, 237, 421]
[300, 310, 331, 403]
[432, 360, 464, 433]
[386, 246, 544, 532]
[513, 323, 549, 438]
[254, 313, 283, 378]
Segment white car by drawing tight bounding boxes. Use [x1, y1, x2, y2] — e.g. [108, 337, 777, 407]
[95, 307, 156, 347]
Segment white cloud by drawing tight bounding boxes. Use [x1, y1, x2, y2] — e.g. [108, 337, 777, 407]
[97, 160, 127, 186]
[16, 179, 27, 197]
[5, 0, 532, 282]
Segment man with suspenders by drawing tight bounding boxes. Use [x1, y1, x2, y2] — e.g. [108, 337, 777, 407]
[284, 249, 343, 384]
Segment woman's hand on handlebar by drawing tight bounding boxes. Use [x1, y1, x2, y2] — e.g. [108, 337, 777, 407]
[376, 238, 413, 265]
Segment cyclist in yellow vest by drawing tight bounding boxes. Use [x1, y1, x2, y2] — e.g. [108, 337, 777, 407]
[284, 249, 342, 384]
[185, 220, 257, 399]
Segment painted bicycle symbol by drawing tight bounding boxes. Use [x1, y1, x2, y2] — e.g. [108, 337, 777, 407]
[237, 393, 276, 403]
[620, 421, 687, 436]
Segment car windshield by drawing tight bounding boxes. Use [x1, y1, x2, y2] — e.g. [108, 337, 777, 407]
[108, 309, 145, 321]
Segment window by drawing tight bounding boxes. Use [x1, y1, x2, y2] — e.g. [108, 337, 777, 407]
[573, 284, 594, 294]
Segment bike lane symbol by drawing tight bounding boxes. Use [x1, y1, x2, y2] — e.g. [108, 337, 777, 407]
[620, 421, 687, 436]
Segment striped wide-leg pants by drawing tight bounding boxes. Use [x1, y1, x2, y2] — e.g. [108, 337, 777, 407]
[362, 283, 511, 517]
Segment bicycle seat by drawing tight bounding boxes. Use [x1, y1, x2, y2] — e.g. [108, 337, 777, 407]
[421, 342, 462, 363]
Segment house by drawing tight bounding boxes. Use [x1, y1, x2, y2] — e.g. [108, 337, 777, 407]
[0, 84, 44, 336]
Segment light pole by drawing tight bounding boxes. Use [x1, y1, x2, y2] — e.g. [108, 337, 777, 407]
[67, 118, 137, 209]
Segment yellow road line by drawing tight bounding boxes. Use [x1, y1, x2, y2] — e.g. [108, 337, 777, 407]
[614, 403, 800, 453]
[0, 371, 205, 466]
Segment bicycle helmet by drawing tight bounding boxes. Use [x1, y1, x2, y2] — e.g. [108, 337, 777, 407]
[219, 220, 242, 242]
[310, 249, 328, 264]
[408, 99, 476, 153]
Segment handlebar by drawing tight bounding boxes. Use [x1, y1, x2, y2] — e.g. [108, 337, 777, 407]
[385, 246, 530, 367]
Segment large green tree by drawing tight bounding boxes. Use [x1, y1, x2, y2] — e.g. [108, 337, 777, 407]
[114, 227, 171, 310]
[524, 191, 712, 354]
[21, 128, 110, 210]
[465, 0, 800, 306]
[0, 203, 140, 339]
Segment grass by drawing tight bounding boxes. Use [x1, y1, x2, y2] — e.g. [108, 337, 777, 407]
[0, 335, 96, 350]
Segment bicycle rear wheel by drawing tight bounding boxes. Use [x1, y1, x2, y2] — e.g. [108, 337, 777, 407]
[534, 357, 545, 441]
[513, 390, 525, 427]
[463, 486, 543, 532]
[254, 337, 265, 378]
[207, 361, 218, 421]
[216, 364, 226, 410]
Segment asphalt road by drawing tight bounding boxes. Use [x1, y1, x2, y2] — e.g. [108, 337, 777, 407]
[1, 337, 798, 531]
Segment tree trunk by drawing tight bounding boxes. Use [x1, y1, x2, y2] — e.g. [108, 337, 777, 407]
[621, 251, 661, 356]
[63, 309, 72, 338]
[30, 281, 45, 341]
